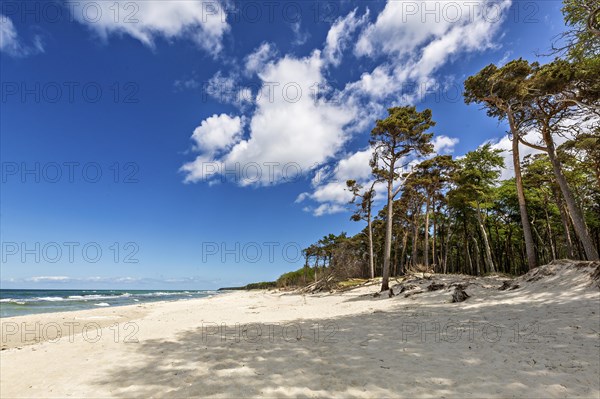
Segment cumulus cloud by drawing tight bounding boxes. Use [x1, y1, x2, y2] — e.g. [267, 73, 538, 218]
[69, 1, 229, 55]
[182, 51, 356, 186]
[190, 114, 243, 154]
[181, 0, 513, 216]
[0, 14, 44, 57]
[433, 135, 459, 154]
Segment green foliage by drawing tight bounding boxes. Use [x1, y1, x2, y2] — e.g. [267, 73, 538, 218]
[276, 267, 315, 288]
[244, 281, 277, 290]
[560, 0, 600, 59]
[370, 106, 435, 181]
[463, 59, 536, 120]
[450, 144, 505, 207]
[267, 4, 600, 282]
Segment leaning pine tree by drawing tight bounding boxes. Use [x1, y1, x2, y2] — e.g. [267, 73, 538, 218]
[370, 106, 434, 292]
[464, 60, 539, 271]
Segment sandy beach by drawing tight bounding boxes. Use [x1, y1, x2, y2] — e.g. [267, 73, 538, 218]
[1, 261, 599, 398]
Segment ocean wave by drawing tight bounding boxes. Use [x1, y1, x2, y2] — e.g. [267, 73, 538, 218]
[94, 303, 111, 307]
[67, 294, 129, 301]
[0, 299, 27, 305]
[36, 296, 66, 302]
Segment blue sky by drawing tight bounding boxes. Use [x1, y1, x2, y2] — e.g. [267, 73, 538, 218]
[1, 0, 566, 289]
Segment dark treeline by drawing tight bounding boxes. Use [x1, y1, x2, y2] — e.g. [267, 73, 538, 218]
[285, 0, 600, 292]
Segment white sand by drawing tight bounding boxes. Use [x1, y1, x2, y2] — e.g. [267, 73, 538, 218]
[1, 261, 599, 398]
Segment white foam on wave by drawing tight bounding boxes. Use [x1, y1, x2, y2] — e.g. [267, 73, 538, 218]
[94, 302, 111, 307]
[36, 296, 65, 302]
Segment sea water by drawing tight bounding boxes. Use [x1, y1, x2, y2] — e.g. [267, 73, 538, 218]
[0, 289, 217, 318]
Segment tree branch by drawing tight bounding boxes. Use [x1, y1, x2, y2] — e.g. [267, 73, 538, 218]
[518, 135, 548, 152]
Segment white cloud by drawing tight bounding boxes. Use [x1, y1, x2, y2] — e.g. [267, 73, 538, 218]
[296, 148, 375, 216]
[355, 0, 509, 58]
[190, 113, 243, 154]
[309, 181, 353, 204]
[323, 9, 369, 66]
[181, 0, 514, 217]
[345, 0, 512, 111]
[299, 133, 459, 216]
[487, 131, 543, 180]
[488, 129, 572, 180]
[27, 276, 70, 282]
[335, 148, 374, 181]
[0, 14, 44, 57]
[485, 116, 597, 180]
[0, 15, 18, 54]
[433, 135, 459, 154]
[182, 51, 356, 186]
[312, 203, 347, 217]
[244, 42, 277, 76]
[69, 1, 229, 55]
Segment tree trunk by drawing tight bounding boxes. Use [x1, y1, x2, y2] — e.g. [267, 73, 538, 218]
[506, 228, 513, 273]
[399, 231, 408, 275]
[367, 212, 375, 279]
[544, 205, 557, 261]
[432, 202, 437, 271]
[393, 227, 402, 276]
[465, 235, 473, 275]
[508, 110, 538, 270]
[476, 202, 496, 273]
[443, 223, 453, 274]
[424, 197, 430, 267]
[411, 211, 419, 268]
[541, 126, 599, 261]
[554, 188, 576, 258]
[472, 236, 481, 276]
[381, 163, 394, 292]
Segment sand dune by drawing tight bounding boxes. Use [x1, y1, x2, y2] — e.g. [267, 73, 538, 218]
[1, 261, 599, 398]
